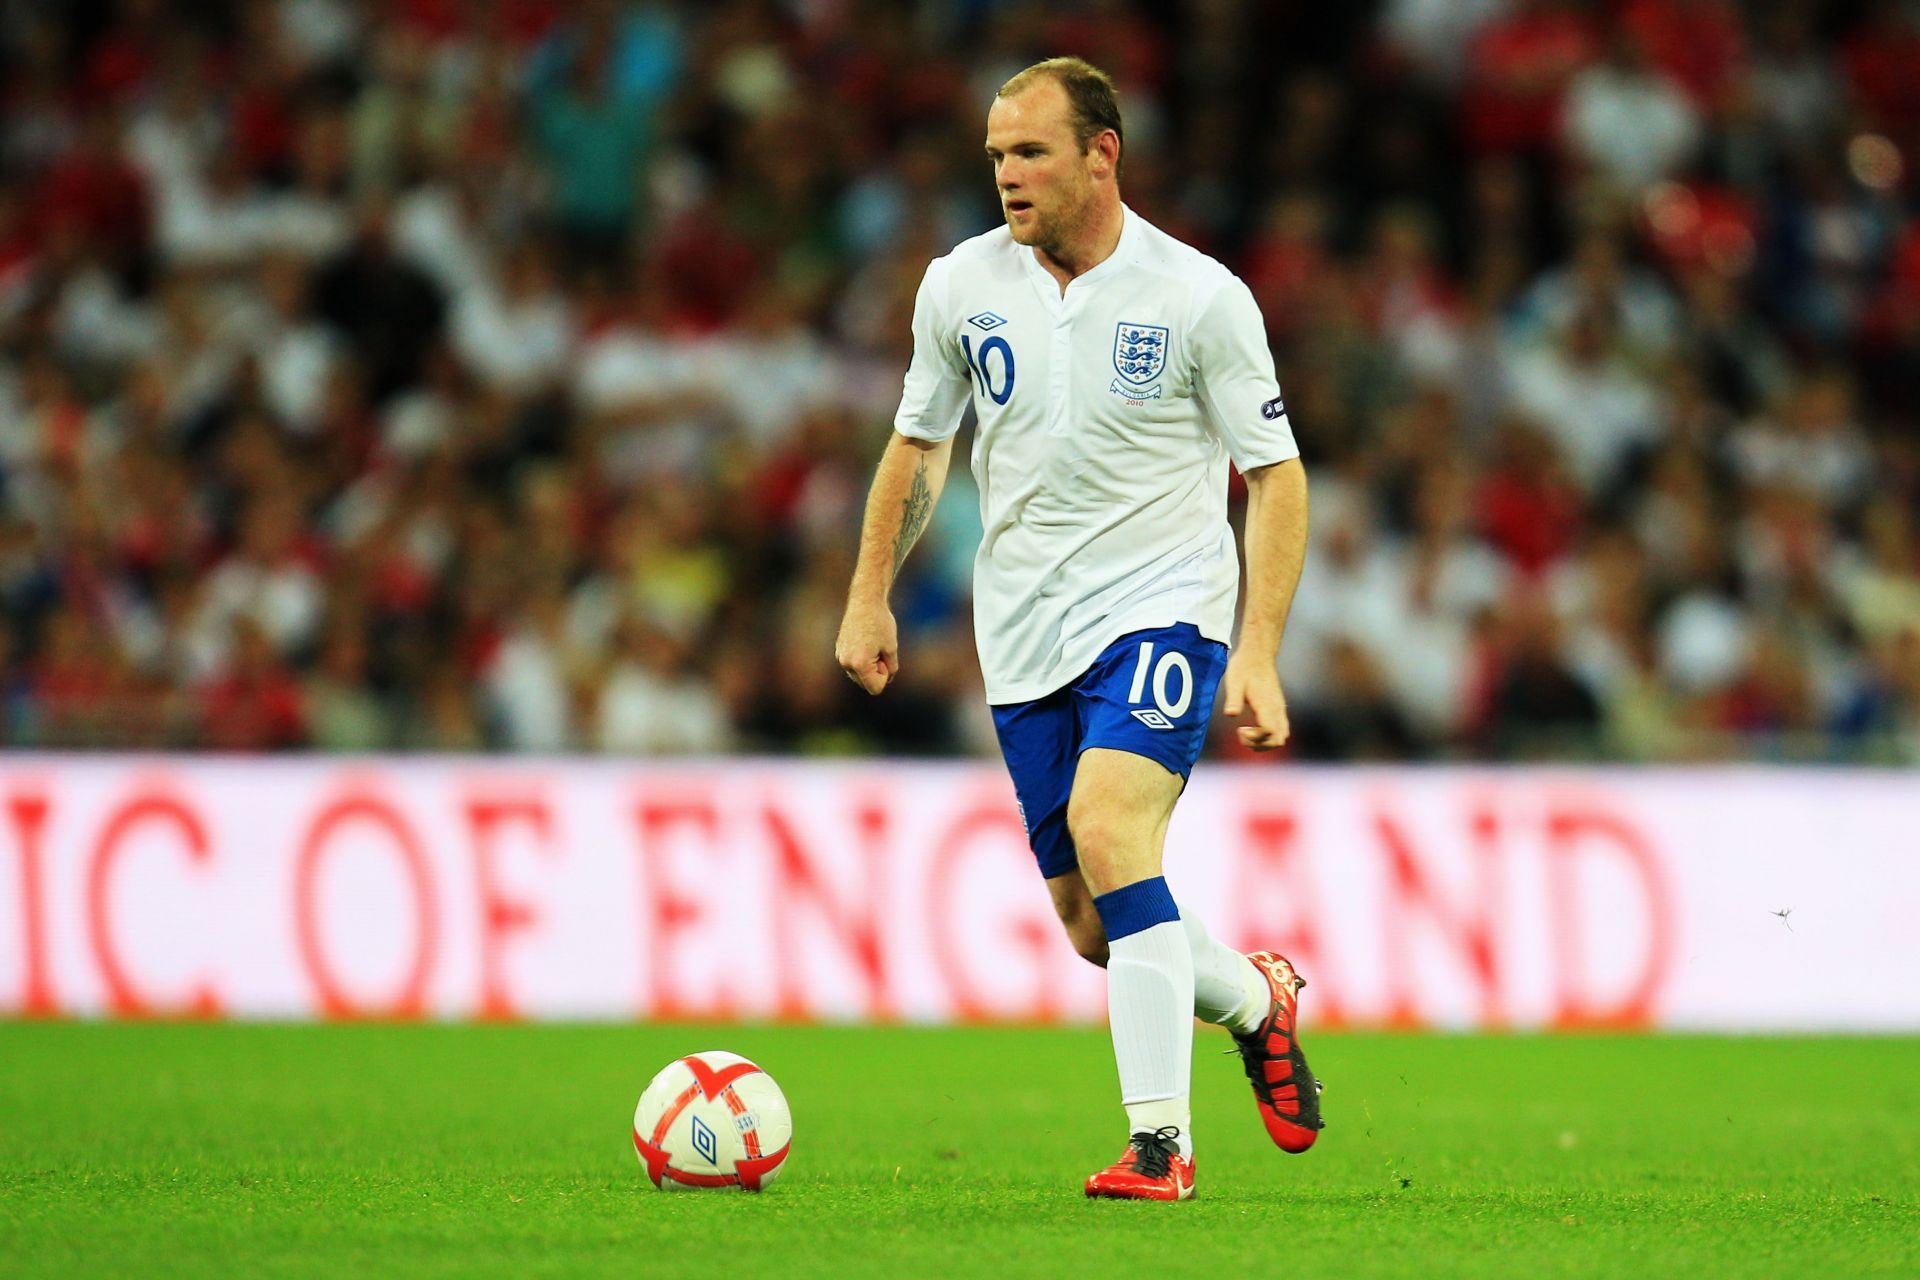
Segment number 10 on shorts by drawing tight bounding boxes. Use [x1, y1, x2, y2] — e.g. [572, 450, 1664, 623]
[1128, 641, 1193, 729]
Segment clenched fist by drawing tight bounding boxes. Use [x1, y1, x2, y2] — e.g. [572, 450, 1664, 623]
[835, 599, 900, 695]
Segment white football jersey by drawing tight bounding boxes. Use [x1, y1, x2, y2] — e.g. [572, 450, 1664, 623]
[894, 206, 1299, 703]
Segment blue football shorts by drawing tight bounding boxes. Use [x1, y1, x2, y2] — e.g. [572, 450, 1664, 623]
[990, 622, 1228, 880]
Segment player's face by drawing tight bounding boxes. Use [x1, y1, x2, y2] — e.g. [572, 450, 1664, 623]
[985, 82, 1099, 253]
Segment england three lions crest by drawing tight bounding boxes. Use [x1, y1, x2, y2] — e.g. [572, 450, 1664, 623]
[1113, 321, 1168, 386]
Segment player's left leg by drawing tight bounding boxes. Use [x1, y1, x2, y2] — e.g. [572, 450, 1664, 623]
[1045, 872, 1108, 966]
[1046, 867, 1269, 1035]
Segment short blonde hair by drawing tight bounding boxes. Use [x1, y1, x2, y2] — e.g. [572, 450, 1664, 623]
[997, 57, 1124, 168]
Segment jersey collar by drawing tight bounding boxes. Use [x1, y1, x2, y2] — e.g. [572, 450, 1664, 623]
[1021, 203, 1140, 300]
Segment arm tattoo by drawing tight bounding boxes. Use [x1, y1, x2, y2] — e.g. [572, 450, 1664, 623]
[891, 456, 933, 578]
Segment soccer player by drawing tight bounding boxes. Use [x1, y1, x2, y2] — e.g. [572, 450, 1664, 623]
[835, 57, 1321, 1201]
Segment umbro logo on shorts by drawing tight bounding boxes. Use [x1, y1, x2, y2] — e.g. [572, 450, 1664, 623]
[1131, 708, 1176, 730]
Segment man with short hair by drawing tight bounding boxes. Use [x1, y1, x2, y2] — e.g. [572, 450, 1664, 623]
[836, 56, 1321, 1201]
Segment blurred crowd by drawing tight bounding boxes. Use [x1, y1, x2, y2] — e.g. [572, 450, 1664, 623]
[0, 0, 1917, 762]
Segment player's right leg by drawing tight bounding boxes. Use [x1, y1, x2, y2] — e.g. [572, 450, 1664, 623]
[1059, 620, 1324, 1155]
[992, 689, 1196, 1197]
[1068, 745, 1196, 1201]
[1053, 873, 1323, 1151]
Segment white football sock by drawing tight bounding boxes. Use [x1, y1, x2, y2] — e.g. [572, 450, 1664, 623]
[1182, 912, 1270, 1038]
[1123, 1097, 1189, 1149]
[1107, 920, 1194, 1158]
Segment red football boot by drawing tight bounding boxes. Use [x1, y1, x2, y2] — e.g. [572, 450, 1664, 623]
[1232, 951, 1325, 1153]
[1084, 1127, 1195, 1201]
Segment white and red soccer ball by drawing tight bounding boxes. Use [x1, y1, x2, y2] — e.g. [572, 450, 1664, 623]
[633, 1051, 792, 1192]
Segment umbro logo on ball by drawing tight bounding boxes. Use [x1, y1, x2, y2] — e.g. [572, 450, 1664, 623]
[691, 1114, 720, 1165]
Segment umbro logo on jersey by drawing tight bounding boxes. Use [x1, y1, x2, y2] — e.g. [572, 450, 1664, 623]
[967, 311, 1008, 331]
[1131, 708, 1176, 730]
[1261, 395, 1286, 420]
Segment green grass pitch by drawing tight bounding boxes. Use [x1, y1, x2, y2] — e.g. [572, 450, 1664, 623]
[1, 1023, 1915, 1278]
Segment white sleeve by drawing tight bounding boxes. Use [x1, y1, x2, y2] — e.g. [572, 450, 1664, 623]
[1189, 276, 1300, 471]
[892, 257, 972, 442]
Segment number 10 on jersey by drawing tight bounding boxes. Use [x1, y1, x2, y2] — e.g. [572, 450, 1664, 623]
[961, 333, 1016, 405]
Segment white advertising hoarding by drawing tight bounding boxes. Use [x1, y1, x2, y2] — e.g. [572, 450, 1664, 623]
[0, 758, 1913, 1030]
